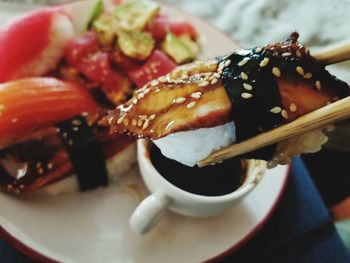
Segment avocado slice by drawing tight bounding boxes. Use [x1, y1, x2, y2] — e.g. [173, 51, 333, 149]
[162, 33, 197, 64]
[113, 0, 160, 31]
[118, 30, 155, 60]
[92, 14, 118, 46]
[179, 35, 200, 59]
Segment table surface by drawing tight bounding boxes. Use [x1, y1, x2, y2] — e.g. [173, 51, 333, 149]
[1, 157, 349, 263]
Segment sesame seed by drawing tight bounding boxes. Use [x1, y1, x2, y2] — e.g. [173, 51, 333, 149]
[187, 101, 196, 108]
[62, 132, 68, 139]
[259, 58, 269, 67]
[315, 80, 322, 90]
[132, 119, 137, 126]
[282, 52, 292, 57]
[133, 98, 138, 104]
[296, 66, 304, 76]
[281, 110, 289, 119]
[149, 114, 156, 120]
[144, 88, 150, 94]
[255, 47, 262, 53]
[123, 118, 129, 126]
[38, 168, 44, 174]
[47, 163, 53, 170]
[212, 73, 221, 78]
[19, 184, 25, 189]
[12, 118, 18, 123]
[142, 119, 150, 129]
[217, 63, 225, 72]
[238, 57, 249, 67]
[68, 140, 73, 145]
[191, 92, 202, 99]
[137, 119, 143, 127]
[211, 78, 218, 85]
[224, 59, 231, 67]
[117, 115, 125, 124]
[72, 119, 81, 126]
[199, 80, 210, 87]
[272, 67, 281, 77]
[243, 83, 253, 91]
[72, 126, 79, 131]
[174, 97, 186, 104]
[270, 106, 282, 113]
[240, 72, 248, 80]
[36, 162, 42, 168]
[289, 103, 297, 112]
[304, 72, 313, 79]
[81, 112, 89, 117]
[139, 115, 147, 120]
[107, 117, 113, 125]
[138, 93, 145, 99]
[241, 93, 253, 99]
[296, 50, 302, 57]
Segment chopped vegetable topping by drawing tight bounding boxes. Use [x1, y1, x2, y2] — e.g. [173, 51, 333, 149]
[113, 0, 160, 31]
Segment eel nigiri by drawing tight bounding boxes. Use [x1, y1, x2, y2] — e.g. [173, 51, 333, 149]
[0, 78, 135, 194]
[0, 7, 75, 83]
[101, 32, 349, 166]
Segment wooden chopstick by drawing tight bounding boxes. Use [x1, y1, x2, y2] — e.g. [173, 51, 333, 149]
[197, 96, 350, 167]
[313, 39, 350, 65]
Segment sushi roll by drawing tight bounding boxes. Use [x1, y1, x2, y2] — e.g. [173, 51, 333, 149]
[0, 7, 75, 83]
[0, 77, 136, 194]
[101, 32, 350, 167]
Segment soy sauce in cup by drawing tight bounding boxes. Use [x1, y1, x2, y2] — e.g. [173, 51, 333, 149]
[150, 145, 246, 196]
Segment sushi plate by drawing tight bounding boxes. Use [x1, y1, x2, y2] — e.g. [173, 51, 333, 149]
[0, 1, 290, 262]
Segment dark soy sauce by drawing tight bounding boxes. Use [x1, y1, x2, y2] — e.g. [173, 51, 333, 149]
[150, 145, 246, 196]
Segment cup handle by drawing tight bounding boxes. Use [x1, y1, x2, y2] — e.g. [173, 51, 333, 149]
[130, 192, 171, 235]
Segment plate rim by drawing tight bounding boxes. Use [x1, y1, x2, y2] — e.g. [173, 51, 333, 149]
[0, 1, 291, 262]
[0, 166, 290, 263]
[206, 165, 291, 262]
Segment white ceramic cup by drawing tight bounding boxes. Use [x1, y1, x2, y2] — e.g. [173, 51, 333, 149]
[130, 139, 266, 235]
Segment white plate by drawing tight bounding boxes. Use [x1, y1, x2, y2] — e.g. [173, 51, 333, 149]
[0, 1, 290, 262]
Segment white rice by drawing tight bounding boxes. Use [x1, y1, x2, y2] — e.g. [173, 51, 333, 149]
[154, 121, 330, 168]
[14, 12, 75, 79]
[153, 121, 236, 167]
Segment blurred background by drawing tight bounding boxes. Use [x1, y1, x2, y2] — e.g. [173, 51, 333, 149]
[0, 0, 349, 248]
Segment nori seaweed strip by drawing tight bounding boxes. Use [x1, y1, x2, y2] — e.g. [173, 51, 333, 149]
[57, 116, 108, 191]
[218, 49, 283, 160]
[219, 49, 284, 138]
[0, 165, 15, 186]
